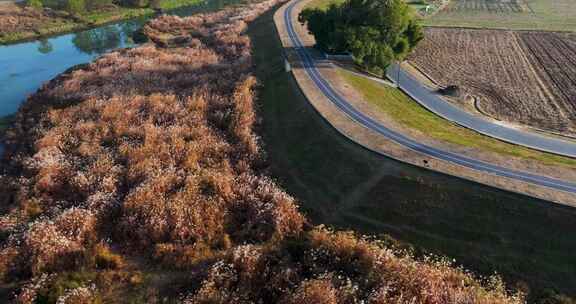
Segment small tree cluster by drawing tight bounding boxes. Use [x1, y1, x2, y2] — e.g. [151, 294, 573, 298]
[299, 0, 424, 76]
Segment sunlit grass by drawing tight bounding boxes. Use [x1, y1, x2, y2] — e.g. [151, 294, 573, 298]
[339, 69, 576, 167]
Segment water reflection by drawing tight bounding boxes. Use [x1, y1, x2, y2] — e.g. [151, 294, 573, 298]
[37, 39, 54, 54]
[73, 26, 122, 54]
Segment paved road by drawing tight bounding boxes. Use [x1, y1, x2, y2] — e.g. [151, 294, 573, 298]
[283, 0, 576, 194]
[386, 65, 576, 158]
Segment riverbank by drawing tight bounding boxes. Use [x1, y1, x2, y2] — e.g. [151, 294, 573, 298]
[0, 0, 202, 45]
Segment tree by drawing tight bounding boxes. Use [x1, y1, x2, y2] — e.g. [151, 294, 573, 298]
[299, 0, 424, 76]
[149, 0, 162, 10]
[86, 0, 113, 10]
[66, 0, 86, 13]
[26, 0, 43, 9]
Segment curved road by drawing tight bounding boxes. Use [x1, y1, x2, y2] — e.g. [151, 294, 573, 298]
[386, 64, 576, 158]
[283, 0, 576, 194]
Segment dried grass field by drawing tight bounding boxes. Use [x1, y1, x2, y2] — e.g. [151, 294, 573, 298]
[408, 28, 576, 136]
[425, 0, 576, 31]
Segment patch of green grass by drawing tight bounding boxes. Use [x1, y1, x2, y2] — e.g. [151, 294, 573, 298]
[36, 271, 99, 303]
[339, 70, 576, 167]
[159, 0, 202, 10]
[248, 6, 576, 298]
[305, 0, 344, 10]
[82, 7, 152, 25]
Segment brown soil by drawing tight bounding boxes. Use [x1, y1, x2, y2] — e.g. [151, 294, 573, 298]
[408, 28, 576, 136]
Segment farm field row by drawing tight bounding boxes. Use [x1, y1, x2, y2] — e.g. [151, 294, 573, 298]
[408, 28, 576, 137]
[424, 0, 576, 32]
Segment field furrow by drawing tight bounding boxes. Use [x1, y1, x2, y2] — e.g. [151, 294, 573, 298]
[408, 28, 576, 135]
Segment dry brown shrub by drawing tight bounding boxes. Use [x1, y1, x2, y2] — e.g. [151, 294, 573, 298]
[20, 208, 96, 275]
[55, 285, 98, 304]
[183, 227, 524, 304]
[280, 278, 338, 304]
[93, 243, 125, 270]
[0, 3, 70, 39]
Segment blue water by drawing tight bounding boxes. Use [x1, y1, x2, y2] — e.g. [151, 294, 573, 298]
[0, 22, 141, 115]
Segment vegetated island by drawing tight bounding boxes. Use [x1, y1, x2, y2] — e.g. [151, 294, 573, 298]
[0, 0, 523, 302]
[0, 0, 200, 44]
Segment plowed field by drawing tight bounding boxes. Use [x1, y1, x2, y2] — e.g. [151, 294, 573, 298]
[408, 28, 576, 135]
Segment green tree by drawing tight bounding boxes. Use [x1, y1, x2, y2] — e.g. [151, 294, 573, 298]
[149, 0, 162, 10]
[26, 0, 43, 9]
[299, 0, 424, 76]
[66, 0, 86, 13]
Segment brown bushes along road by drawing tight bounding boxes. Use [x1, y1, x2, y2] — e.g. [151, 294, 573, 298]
[0, 1, 523, 302]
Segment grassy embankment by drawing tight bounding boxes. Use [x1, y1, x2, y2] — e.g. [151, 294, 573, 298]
[339, 70, 576, 167]
[249, 2, 576, 299]
[0, 0, 202, 44]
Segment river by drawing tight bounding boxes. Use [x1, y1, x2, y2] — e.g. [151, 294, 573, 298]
[0, 0, 241, 155]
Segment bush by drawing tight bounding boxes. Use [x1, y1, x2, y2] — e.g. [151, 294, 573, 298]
[119, 0, 148, 8]
[26, 0, 43, 9]
[66, 0, 86, 13]
[299, 0, 424, 76]
[149, 0, 162, 9]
